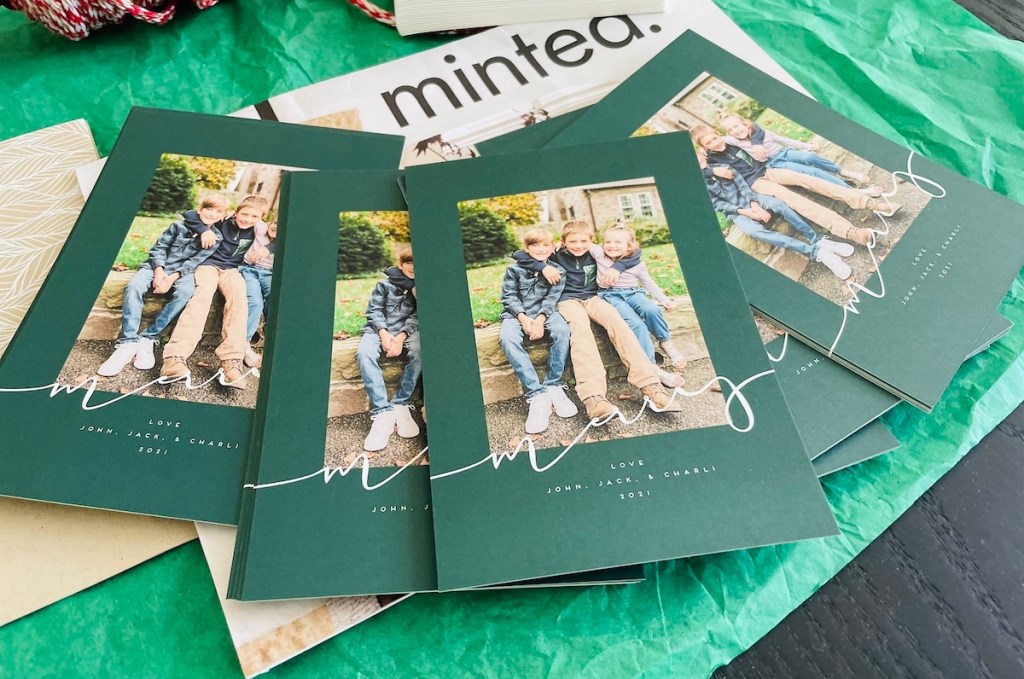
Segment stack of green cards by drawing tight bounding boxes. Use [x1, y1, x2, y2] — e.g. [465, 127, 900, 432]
[546, 32, 1023, 412]
[227, 169, 645, 599]
[228, 32, 1020, 594]
[476, 101, 1014, 475]
[406, 133, 841, 589]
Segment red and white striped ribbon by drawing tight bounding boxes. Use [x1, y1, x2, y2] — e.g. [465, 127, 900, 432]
[2, 0, 219, 40]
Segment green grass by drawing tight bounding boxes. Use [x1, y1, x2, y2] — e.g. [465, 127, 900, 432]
[756, 108, 815, 143]
[330, 244, 689, 334]
[464, 243, 689, 326]
[334, 276, 383, 336]
[640, 244, 689, 297]
[325, 245, 693, 336]
[114, 214, 178, 270]
[465, 261, 509, 325]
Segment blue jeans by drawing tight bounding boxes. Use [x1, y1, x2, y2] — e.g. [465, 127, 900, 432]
[498, 314, 570, 398]
[598, 288, 670, 363]
[734, 195, 822, 258]
[240, 264, 273, 342]
[768, 148, 847, 187]
[117, 266, 196, 345]
[357, 330, 422, 414]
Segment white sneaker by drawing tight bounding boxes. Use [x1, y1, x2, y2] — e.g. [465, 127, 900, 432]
[132, 338, 157, 370]
[817, 239, 855, 257]
[546, 386, 579, 418]
[814, 247, 852, 280]
[364, 409, 397, 452]
[658, 339, 687, 367]
[857, 185, 883, 198]
[243, 346, 263, 369]
[393, 404, 420, 438]
[525, 391, 553, 434]
[658, 367, 684, 389]
[97, 343, 139, 377]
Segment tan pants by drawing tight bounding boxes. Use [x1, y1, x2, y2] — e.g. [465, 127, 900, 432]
[162, 265, 249, 362]
[753, 167, 869, 241]
[556, 296, 660, 401]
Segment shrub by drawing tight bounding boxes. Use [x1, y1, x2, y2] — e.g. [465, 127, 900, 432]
[187, 156, 238, 190]
[725, 97, 767, 126]
[480, 193, 540, 226]
[140, 155, 196, 214]
[716, 212, 731, 233]
[338, 213, 391, 276]
[756, 108, 815, 143]
[459, 202, 517, 265]
[630, 123, 659, 137]
[628, 218, 672, 247]
[366, 210, 410, 243]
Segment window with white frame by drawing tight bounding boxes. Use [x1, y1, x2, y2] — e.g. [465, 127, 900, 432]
[698, 83, 737, 110]
[618, 192, 657, 220]
[637, 192, 655, 218]
[618, 194, 636, 220]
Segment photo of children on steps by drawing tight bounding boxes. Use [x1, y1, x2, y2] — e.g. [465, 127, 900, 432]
[57, 153, 286, 408]
[460, 183, 729, 456]
[325, 211, 427, 469]
[634, 74, 930, 306]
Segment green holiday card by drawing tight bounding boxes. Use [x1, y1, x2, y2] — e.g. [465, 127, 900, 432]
[228, 170, 435, 597]
[480, 111, 1012, 460]
[406, 133, 838, 590]
[0, 108, 404, 524]
[550, 32, 1024, 410]
[228, 169, 642, 599]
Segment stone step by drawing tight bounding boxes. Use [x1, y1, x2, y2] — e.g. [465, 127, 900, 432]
[327, 297, 707, 415]
[78, 269, 241, 347]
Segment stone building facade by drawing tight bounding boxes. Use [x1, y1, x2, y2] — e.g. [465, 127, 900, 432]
[543, 180, 665, 233]
[646, 76, 749, 133]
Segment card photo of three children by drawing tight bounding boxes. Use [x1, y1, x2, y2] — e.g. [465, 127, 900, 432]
[59, 154, 283, 407]
[460, 185, 730, 455]
[635, 74, 927, 306]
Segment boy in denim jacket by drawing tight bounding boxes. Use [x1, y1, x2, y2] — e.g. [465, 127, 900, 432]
[97, 193, 227, 377]
[358, 247, 422, 452]
[499, 228, 578, 434]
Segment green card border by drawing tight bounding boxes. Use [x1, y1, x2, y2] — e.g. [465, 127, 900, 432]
[0, 108, 404, 523]
[230, 169, 439, 598]
[549, 32, 1024, 411]
[406, 133, 838, 590]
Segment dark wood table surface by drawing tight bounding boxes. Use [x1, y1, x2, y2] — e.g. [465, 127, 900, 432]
[952, 0, 1024, 40]
[716, 6, 1024, 676]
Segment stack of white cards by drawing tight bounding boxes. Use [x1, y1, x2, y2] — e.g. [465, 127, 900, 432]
[394, 0, 665, 35]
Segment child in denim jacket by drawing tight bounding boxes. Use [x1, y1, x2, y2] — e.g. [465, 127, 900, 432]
[97, 193, 227, 377]
[357, 247, 422, 452]
[499, 228, 578, 435]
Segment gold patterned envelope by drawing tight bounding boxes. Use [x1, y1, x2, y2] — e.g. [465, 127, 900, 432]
[0, 120, 196, 627]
